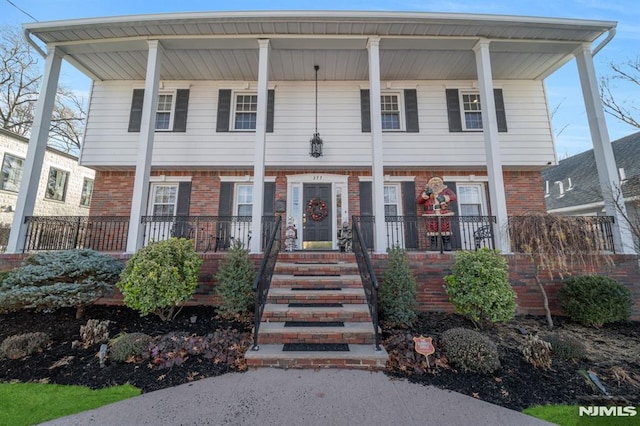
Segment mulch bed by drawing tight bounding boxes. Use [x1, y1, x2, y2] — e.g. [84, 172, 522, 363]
[1, 306, 639, 411]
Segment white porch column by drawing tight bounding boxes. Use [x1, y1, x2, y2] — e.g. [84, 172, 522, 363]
[6, 46, 63, 253]
[575, 44, 634, 253]
[126, 40, 163, 253]
[250, 39, 270, 254]
[367, 37, 387, 253]
[474, 39, 510, 253]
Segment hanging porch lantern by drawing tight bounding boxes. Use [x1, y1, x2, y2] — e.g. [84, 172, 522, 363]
[310, 65, 323, 158]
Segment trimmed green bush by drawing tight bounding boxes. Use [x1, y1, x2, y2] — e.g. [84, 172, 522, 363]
[215, 240, 256, 320]
[109, 332, 153, 363]
[444, 248, 516, 328]
[0, 249, 123, 318]
[117, 238, 202, 321]
[441, 327, 500, 373]
[0, 332, 50, 359]
[558, 275, 632, 328]
[379, 247, 417, 327]
[543, 333, 586, 361]
[521, 334, 552, 370]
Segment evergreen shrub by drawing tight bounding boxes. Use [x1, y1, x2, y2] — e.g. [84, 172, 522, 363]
[109, 332, 153, 363]
[441, 327, 500, 373]
[444, 248, 516, 328]
[0, 249, 122, 318]
[379, 247, 417, 327]
[0, 332, 50, 359]
[117, 238, 202, 321]
[543, 333, 586, 361]
[558, 275, 632, 328]
[215, 240, 256, 320]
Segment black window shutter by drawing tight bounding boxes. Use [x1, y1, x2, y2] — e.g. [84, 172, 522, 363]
[266, 89, 275, 133]
[360, 89, 371, 133]
[359, 181, 374, 248]
[404, 89, 419, 133]
[128, 89, 145, 132]
[493, 89, 508, 133]
[176, 182, 191, 216]
[173, 89, 190, 132]
[446, 89, 462, 132]
[219, 182, 233, 216]
[402, 181, 418, 249]
[263, 182, 275, 215]
[216, 89, 232, 133]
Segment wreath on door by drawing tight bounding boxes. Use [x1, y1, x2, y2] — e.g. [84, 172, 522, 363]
[306, 197, 328, 221]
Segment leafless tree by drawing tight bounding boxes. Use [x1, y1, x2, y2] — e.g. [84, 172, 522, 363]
[606, 180, 640, 253]
[600, 56, 640, 129]
[0, 25, 85, 155]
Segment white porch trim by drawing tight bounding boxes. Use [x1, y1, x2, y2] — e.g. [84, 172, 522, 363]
[474, 39, 510, 253]
[126, 40, 163, 253]
[6, 46, 63, 253]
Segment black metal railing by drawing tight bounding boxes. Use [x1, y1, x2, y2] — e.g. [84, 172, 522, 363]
[252, 215, 282, 350]
[23, 216, 129, 252]
[508, 215, 616, 254]
[353, 215, 497, 253]
[351, 215, 382, 352]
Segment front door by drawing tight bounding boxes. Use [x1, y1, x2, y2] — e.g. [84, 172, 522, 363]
[303, 183, 332, 249]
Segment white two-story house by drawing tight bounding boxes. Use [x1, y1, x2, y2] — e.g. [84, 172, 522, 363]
[6, 10, 634, 254]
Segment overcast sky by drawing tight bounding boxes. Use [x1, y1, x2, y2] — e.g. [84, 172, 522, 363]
[2, 0, 639, 158]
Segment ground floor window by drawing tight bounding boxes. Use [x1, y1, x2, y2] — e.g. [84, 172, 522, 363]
[457, 183, 486, 216]
[149, 183, 178, 216]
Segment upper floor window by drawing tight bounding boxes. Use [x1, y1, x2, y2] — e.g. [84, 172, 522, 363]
[80, 178, 94, 207]
[381, 94, 401, 131]
[1, 153, 24, 193]
[155, 93, 175, 130]
[234, 94, 258, 130]
[460, 92, 483, 130]
[45, 167, 69, 202]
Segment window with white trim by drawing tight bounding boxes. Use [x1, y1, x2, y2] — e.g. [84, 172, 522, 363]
[1, 153, 24, 192]
[457, 184, 486, 216]
[45, 167, 69, 202]
[381, 93, 402, 131]
[233, 93, 258, 130]
[460, 92, 483, 130]
[235, 184, 253, 216]
[384, 184, 401, 216]
[80, 178, 94, 207]
[149, 183, 178, 216]
[155, 92, 175, 130]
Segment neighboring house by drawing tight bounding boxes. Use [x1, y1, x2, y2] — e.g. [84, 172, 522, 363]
[543, 131, 640, 250]
[0, 128, 95, 225]
[6, 11, 630, 254]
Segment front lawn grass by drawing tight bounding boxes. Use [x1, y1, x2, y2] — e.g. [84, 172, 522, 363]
[0, 382, 140, 425]
[524, 405, 639, 425]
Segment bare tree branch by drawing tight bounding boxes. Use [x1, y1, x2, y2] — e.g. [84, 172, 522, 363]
[600, 56, 640, 129]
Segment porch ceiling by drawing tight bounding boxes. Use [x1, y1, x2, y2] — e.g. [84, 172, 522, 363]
[24, 11, 616, 82]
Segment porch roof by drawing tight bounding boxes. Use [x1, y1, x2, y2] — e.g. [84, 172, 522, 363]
[23, 11, 616, 82]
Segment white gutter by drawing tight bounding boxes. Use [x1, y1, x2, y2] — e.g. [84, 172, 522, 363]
[23, 28, 46, 58]
[592, 28, 616, 56]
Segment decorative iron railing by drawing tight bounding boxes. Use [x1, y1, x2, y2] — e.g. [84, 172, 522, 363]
[22, 215, 279, 253]
[351, 215, 382, 352]
[353, 215, 497, 253]
[23, 216, 129, 252]
[251, 215, 282, 350]
[508, 215, 616, 254]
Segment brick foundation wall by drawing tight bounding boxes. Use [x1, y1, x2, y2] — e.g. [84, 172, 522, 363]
[2, 252, 637, 320]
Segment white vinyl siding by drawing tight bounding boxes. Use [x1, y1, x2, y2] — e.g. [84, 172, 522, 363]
[80, 80, 555, 168]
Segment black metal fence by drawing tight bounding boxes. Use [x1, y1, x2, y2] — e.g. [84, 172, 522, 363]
[353, 215, 496, 253]
[22, 215, 279, 253]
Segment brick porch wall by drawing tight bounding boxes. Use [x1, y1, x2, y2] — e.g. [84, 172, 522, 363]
[1, 252, 637, 320]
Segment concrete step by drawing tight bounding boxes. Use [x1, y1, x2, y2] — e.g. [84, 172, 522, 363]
[274, 262, 359, 276]
[261, 303, 371, 322]
[245, 344, 388, 370]
[255, 322, 377, 345]
[266, 287, 366, 304]
[270, 274, 362, 289]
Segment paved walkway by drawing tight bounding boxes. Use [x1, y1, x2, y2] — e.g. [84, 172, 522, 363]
[42, 369, 554, 426]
